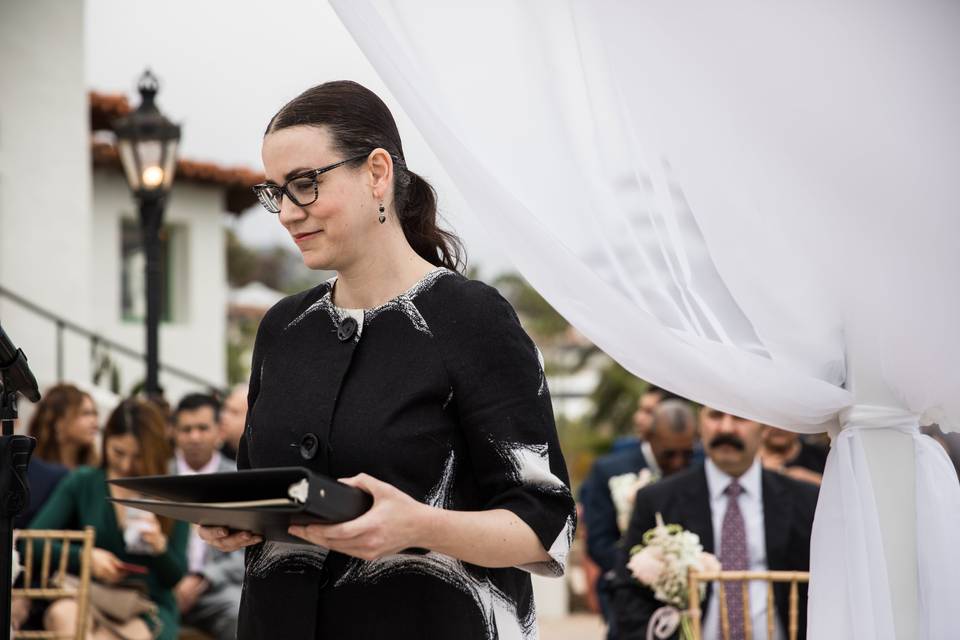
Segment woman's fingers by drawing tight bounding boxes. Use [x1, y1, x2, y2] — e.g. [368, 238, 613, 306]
[338, 473, 386, 496]
[197, 526, 230, 542]
[199, 527, 262, 551]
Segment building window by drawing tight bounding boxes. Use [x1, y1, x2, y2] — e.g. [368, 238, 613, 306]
[120, 218, 187, 323]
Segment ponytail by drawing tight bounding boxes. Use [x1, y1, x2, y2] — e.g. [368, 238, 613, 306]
[396, 168, 464, 271]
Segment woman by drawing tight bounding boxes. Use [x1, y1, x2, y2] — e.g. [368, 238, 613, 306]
[30, 398, 189, 640]
[200, 81, 577, 639]
[28, 383, 99, 469]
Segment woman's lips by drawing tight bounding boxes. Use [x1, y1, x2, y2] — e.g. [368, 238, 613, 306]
[293, 230, 322, 244]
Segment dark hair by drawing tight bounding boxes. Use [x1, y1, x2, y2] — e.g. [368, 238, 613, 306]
[266, 80, 465, 272]
[644, 383, 684, 403]
[174, 393, 221, 423]
[28, 384, 98, 468]
[102, 398, 175, 534]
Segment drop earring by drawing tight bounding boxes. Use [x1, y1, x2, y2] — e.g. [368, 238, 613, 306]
[378, 202, 386, 224]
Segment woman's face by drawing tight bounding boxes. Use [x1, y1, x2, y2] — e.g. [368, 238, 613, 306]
[104, 433, 142, 478]
[60, 395, 99, 447]
[261, 125, 383, 272]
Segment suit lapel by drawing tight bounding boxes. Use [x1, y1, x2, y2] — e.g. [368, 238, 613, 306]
[679, 465, 715, 611]
[761, 470, 791, 570]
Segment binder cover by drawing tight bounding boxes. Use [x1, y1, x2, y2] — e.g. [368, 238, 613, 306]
[108, 467, 373, 545]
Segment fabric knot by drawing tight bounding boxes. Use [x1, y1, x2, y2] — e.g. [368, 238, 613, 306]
[724, 480, 743, 498]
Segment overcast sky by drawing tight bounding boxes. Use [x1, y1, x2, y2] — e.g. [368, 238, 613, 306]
[85, 0, 510, 278]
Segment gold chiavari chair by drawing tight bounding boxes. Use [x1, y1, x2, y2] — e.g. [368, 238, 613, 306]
[12, 527, 96, 640]
[687, 569, 809, 640]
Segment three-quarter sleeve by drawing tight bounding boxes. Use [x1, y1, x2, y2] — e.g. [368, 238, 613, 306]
[437, 280, 576, 577]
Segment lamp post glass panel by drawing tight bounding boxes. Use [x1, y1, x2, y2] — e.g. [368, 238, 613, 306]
[114, 69, 181, 398]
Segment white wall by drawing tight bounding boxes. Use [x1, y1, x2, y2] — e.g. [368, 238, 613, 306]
[0, 0, 94, 395]
[92, 169, 227, 403]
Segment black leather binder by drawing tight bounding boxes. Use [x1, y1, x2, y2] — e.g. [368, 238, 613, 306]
[108, 467, 373, 545]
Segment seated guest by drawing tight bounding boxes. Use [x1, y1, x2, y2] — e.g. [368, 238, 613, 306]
[217, 384, 248, 461]
[612, 408, 819, 640]
[20, 384, 99, 526]
[28, 383, 100, 469]
[760, 426, 828, 485]
[581, 392, 695, 638]
[30, 398, 188, 640]
[171, 393, 243, 640]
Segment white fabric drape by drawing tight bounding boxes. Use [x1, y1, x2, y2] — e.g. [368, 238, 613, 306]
[329, 1, 960, 637]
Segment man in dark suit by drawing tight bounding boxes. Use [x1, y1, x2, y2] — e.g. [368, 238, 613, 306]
[581, 395, 697, 638]
[612, 408, 819, 640]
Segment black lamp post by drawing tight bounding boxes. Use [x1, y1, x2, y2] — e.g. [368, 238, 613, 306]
[114, 69, 181, 398]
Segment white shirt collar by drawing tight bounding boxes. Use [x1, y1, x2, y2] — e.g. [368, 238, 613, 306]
[175, 450, 222, 475]
[641, 441, 661, 476]
[704, 455, 762, 502]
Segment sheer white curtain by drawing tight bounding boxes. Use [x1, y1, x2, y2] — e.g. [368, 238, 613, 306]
[330, 0, 960, 637]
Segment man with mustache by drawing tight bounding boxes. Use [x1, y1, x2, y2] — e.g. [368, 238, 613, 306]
[612, 408, 819, 640]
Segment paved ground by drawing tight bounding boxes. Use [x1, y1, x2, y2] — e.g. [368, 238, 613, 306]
[537, 613, 606, 640]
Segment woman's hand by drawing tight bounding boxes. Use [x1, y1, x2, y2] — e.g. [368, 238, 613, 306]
[197, 526, 263, 553]
[91, 548, 127, 584]
[288, 473, 432, 561]
[138, 514, 168, 555]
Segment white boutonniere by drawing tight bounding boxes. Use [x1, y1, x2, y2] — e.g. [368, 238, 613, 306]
[609, 467, 659, 532]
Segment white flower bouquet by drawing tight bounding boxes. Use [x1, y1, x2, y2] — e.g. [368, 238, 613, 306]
[609, 468, 657, 532]
[627, 513, 720, 640]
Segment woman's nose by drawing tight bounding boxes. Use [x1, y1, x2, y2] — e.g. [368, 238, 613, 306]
[278, 195, 307, 226]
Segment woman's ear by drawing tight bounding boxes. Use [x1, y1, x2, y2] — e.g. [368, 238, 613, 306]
[368, 148, 394, 197]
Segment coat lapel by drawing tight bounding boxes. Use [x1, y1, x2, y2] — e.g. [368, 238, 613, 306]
[679, 465, 715, 611]
[680, 465, 714, 552]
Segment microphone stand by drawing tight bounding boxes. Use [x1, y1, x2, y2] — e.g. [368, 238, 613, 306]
[0, 336, 38, 640]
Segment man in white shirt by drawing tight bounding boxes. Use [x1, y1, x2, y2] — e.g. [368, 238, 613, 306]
[612, 407, 819, 640]
[171, 393, 244, 640]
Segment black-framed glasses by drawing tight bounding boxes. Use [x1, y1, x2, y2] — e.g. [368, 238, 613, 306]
[252, 152, 371, 214]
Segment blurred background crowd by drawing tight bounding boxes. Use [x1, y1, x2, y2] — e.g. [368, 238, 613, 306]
[12, 365, 960, 639]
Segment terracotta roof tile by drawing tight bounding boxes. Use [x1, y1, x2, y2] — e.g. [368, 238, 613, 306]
[90, 92, 263, 214]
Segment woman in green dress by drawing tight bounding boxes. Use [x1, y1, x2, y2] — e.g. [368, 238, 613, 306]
[30, 398, 189, 640]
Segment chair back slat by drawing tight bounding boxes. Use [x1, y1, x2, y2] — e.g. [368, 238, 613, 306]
[788, 577, 800, 640]
[23, 533, 34, 587]
[717, 580, 730, 640]
[741, 579, 752, 640]
[688, 571, 704, 639]
[766, 580, 776, 639]
[13, 528, 96, 640]
[57, 535, 70, 581]
[40, 539, 52, 590]
[74, 528, 95, 640]
[686, 568, 810, 640]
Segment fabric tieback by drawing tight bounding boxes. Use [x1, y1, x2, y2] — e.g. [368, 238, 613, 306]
[721, 480, 748, 640]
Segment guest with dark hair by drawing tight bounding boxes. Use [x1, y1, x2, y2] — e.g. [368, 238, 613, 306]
[218, 384, 248, 461]
[29, 398, 189, 640]
[170, 392, 242, 640]
[581, 394, 697, 638]
[18, 384, 99, 527]
[760, 426, 828, 485]
[28, 383, 99, 469]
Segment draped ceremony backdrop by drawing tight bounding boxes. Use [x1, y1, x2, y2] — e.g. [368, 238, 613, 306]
[329, 1, 960, 637]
